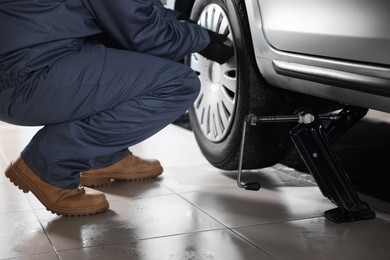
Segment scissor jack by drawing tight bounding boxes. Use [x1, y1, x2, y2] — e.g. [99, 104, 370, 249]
[237, 106, 376, 223]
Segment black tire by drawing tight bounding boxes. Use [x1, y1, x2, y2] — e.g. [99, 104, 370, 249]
[188, 0, 295, 170]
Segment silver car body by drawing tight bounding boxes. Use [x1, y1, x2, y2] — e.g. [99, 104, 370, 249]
[244, 0, 390, 112]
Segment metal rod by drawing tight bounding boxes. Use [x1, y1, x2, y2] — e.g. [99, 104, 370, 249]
[237, 118, 247, 189]
[247, 113, 341, 126]
[237, 117, 261, 191]
[255, 115, 300, 123]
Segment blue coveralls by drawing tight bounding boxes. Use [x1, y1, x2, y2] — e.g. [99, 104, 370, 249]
[0, 0, 209, 188]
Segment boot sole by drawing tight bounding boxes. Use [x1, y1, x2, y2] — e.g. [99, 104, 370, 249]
[80, 171, 162, 187]
[5, 163, 109, 216]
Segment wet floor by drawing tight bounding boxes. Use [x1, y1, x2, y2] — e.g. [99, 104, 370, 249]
[1, 111, 390, 259]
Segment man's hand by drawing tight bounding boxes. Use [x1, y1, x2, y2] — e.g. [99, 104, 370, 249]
[199, 29, 234, 64]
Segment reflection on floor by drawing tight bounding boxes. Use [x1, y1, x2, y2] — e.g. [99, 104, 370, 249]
[1, 121, 390, 260]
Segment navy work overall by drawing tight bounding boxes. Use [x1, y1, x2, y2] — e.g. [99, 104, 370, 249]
[0, 0, 209, 188]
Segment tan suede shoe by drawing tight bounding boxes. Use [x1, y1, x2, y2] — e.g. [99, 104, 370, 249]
[5, 157, 109, 216]
[80, 154, 163, 187]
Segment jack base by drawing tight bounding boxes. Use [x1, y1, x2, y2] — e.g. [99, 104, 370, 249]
[324, 206, 376, 224]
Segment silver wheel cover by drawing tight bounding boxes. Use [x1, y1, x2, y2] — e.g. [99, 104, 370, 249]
[191, 3, 237, 142]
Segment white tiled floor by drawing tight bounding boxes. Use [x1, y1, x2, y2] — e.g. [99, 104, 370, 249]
[1, 121, 390, 260]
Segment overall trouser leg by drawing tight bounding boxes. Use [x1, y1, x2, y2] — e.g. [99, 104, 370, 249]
[2, 44, 200, 188]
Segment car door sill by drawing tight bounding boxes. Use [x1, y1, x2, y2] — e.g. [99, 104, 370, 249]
[272, 60, 390, 97]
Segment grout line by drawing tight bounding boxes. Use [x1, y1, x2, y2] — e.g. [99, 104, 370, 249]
[175, 191, 290, 259]
[35, 214, 63, 260]
[54, 228, 228, 254]
[229, 228, 278, 260]
[135, 228, 227, 242]
[175, 192, 230, 228]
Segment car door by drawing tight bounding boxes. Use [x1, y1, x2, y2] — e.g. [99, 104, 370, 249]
[259, 0, 390, 66]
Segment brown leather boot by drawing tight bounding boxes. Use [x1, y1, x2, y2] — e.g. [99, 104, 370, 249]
[5, 157, 109, 216]
[80, 154, 163, 187]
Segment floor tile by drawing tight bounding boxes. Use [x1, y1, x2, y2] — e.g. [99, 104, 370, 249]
[234, 213, 390, 260]
[0, 149, 10, 184]
[161, 163, 238, 193]
[93, 178, 173, 202]
[182, 186, 334, 228]
[35, 194, 224, 251]
[0, 183, 32, 213]
[0, 171, 8, 184]
[162, 161, 317, 194]
[129, 125, 206, 168]
[359, 193, 390, 211]
[0, 211, 54, 259]
[0, 123, 41, 162]
[6, 252, 59, 260]
[58, 229, 272, 260]
[1, 121, 389, 260]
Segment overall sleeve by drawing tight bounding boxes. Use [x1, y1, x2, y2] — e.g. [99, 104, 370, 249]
[151, 0, 180, 18]
[81, 0, 209, 61]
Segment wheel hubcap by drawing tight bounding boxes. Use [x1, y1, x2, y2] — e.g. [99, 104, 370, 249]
[190, 4, 237, 142]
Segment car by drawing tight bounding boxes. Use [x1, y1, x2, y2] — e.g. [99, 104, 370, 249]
[169, 0, 390, 222]
[168, 0, 390, 173]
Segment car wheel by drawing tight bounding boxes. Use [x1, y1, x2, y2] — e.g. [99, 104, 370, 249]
[188, 0, 295, 170]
